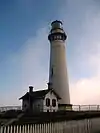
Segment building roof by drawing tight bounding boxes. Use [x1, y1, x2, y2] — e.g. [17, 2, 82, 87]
[19, 89, 61, 101]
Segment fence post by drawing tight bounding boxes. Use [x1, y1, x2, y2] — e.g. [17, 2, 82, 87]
[79, 105, 81, 111]
[97, 105, 99, 111]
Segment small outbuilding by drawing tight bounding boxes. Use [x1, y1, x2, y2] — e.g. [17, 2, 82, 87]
[19, 83, 61, 112]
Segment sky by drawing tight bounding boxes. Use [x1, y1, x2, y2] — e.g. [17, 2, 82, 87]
[0, 0, 100, 106]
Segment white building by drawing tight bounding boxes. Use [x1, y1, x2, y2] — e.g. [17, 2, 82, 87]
[19, 83, 61, 112]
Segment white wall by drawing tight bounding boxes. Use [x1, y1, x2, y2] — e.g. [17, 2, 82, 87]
[49, 39, 70, 104]
[22, 99, 44, 112]
[32, 99, 43, 112]
[43, 91, 58, 112]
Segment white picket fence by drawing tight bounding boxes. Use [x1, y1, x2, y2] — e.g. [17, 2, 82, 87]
[1, 117, 100, 133]
[0, 121, 88, 133]
[1, 118, 100, 133]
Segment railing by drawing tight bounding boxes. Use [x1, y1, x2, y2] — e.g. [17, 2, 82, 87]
[72, 105, 100, 111]
[0, 106, 21, 112]
[0, 105, 100, 112]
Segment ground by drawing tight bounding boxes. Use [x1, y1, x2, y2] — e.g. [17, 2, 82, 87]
[1, 110, 100, 126]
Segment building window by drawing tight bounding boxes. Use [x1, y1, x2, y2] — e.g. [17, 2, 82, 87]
[54, 36, 56, 39]
[46, 98, 50, 107]
[24, 104, 26, 108]
[52, 99, 56, 107]
[50, 67, 53, 78]
[47, 110, 49, 112]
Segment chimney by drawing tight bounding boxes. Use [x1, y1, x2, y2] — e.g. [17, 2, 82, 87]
[29, 86, 33, 93]
[47, 82, 53, 90]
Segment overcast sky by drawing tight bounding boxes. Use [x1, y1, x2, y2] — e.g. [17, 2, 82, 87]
[0, 0, 100, 106]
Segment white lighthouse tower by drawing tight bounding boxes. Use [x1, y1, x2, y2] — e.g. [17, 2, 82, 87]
[48, 20, 70, 106]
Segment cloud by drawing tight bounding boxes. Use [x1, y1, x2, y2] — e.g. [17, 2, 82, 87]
[0, 26, 50, 106]
[61, 0, 100, 105]
[20, 27, 49, 89]
[70, 76, 100, 104]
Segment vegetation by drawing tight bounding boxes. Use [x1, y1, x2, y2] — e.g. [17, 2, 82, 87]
[0, 110, 22, 119]
[1, 110, 100, 126]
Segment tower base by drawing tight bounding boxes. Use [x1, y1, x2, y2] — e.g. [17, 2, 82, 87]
[58, 104, 73, 111]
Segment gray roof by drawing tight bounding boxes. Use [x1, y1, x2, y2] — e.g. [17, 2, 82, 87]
[19, 89, 61, 100]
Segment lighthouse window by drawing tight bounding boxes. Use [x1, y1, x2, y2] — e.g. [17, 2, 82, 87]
[46, 98, 50, 107]
[52, 99, 56, 107]
[59, 36, 61, 39]
[54, 36, 56, 39]
[57, 36, 59, 39]
[51, 68, 53, 77]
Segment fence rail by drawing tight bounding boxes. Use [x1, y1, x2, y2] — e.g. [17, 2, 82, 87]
[0, 105, 100, 112]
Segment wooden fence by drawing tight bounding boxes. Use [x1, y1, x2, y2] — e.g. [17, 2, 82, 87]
[0, 119, 94, 133]
[1, 117, 100, 133]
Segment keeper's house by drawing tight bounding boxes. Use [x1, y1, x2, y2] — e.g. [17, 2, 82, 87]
[19, 83, 61, 112]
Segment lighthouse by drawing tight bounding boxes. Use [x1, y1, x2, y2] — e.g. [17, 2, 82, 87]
[48, 20, 70, 105]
